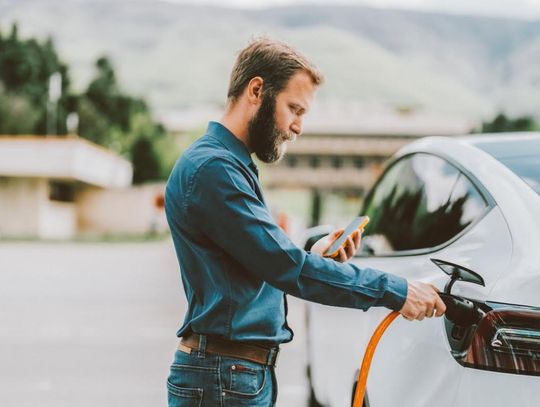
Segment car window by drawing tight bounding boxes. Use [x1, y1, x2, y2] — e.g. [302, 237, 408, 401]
[498, 156, 540, 195]
[448, 174, 488, 226]
[361, 153, 488, 255]
[472, 138, 540, 196]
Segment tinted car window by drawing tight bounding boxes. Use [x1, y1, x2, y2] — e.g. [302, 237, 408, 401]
[361, 153, 488, 255]
[448, 174, 488, 226]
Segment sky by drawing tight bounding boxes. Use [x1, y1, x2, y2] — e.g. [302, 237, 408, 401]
[162, 0, 540, 20]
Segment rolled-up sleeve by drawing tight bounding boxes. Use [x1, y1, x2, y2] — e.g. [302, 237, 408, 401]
[187, 156, 408, 312]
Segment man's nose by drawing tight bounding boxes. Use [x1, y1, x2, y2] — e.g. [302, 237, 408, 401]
[291, 117, 302, 136]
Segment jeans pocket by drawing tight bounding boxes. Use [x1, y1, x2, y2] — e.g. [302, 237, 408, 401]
[167, 360, 213, 407]
[167, 379, 203, 407]
[222, 359, 267, 397]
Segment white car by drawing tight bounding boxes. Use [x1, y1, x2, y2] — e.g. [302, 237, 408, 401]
[305, 133, 540, 407]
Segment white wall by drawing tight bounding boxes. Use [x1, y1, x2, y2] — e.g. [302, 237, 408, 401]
[0, 177, 78, 239]
[0, 178, 167, 239]
[0, 177, 43, 238]
[39, 200, 76, 240]
[77, 182, 168, 236]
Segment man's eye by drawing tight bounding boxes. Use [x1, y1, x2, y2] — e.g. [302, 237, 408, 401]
[290, 105, 301, 114]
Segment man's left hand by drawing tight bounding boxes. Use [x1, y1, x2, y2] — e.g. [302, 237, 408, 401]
[310, 228, 362, 263]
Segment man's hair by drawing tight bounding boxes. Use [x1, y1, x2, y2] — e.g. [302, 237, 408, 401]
[227, 37, 324, 102]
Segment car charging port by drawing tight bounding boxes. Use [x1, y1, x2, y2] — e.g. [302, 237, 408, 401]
[439, 293, 485, 327]
[430, 258, 488, 356]
[436, 292, 485, 356]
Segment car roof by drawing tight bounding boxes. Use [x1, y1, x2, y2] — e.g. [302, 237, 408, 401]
[456, 132, 540, 159]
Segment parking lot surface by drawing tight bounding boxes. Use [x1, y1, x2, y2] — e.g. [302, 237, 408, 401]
[0, 240, 309, 406]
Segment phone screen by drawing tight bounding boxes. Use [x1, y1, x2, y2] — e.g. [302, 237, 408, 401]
[323, 216, 370, 258]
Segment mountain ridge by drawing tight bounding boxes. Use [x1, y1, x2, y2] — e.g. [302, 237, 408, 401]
[1, 0, 539, 119]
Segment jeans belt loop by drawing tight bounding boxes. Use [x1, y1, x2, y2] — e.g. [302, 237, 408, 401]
[266, 347, 280, 367]
[198, 334, 207, 358]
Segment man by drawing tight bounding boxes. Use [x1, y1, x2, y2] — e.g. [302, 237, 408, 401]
[165, 38, 446, 406]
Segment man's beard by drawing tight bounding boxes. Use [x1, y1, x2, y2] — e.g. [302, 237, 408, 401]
[247, 93, 294, 164]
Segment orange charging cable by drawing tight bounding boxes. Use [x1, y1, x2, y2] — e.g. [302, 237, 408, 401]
[352, 311, 400, 407]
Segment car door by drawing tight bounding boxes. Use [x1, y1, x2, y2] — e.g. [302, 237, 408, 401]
[307, 152, 512, 407]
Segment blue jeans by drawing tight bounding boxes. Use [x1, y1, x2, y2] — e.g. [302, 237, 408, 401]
[167, 335, 278, 406]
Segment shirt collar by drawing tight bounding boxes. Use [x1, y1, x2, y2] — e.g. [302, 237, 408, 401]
[206, 121, 255, 169]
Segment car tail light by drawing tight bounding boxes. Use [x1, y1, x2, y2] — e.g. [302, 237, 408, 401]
[460, 306, 540, 376]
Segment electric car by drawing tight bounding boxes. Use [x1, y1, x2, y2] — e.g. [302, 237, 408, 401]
[304, 133, 540, 407]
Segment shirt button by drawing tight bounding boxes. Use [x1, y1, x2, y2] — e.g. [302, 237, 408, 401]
[231, 365, 236, 370]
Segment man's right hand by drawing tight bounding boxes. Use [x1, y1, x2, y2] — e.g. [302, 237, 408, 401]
[399, 280, 446, 321]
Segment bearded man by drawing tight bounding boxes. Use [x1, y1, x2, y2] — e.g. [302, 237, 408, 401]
[164, 38, 445, 407]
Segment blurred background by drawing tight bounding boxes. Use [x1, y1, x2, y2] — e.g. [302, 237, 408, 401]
[0, 0, 539, 405]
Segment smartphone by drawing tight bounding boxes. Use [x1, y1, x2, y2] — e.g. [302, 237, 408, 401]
[323, 216, 370, 258]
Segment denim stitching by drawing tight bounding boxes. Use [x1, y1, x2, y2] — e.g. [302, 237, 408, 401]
[171, 363, 218, 372]
[217, 356, 224, 407]
[167, 379, 203, 401]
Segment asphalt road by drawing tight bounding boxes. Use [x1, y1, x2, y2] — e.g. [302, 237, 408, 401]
[0, 239, 309, 406]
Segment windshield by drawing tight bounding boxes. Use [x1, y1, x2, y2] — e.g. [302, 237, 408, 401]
[497, 155, 540, 195]
[472, 137, 540, 196]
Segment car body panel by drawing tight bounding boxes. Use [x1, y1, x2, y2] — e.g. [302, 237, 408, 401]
[309, 207, 513, 406]
[453, 367, 540, 407]
[306, 134, 540, 407]
[397, 135, 540, 306]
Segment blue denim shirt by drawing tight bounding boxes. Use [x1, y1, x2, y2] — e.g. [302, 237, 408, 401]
[165, 121, 408, 346]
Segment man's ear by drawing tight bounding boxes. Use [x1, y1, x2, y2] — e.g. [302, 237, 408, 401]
[246, 76, 264, 105]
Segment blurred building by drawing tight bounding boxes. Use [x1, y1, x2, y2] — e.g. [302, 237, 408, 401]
[162, 104, 474, 193]
[77, 181, 168, 238]
[262, 103, 474, 191]
[0, 136, 133, 239]
[162, 103, 475, 225]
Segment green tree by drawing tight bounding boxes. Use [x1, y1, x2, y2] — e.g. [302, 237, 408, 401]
[481, 113, 539, 133]
[85, 56, 147, 132]
[0, 23, 173, 184]
[0, 23, 73, 135]
[76, 97, 111, 146]
[131, 137, 161, 184]
[0, 86, 40, 133]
